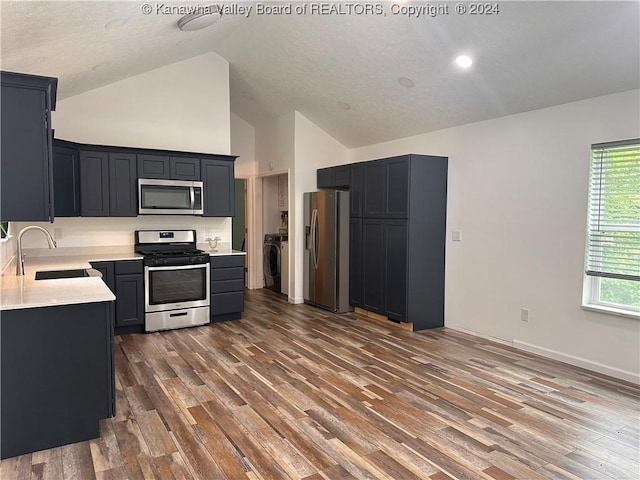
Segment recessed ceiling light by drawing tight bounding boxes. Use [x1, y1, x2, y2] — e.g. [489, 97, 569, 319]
[398, 77, 415, 88]
[105, 18, 127, 30]
[455, 55, 473, 68]
[337, 101, 351, 110]
[177, 6, 221, 31]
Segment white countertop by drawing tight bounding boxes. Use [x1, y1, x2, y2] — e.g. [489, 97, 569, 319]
[1, 247, 244, 311]
[206, 249, 246, 256]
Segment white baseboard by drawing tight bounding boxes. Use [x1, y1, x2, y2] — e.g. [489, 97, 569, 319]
[512, 340, 640, 385]
[289, 296, 304, 305]
[448, 325, 639, 384]
[447, 325, 512, 346]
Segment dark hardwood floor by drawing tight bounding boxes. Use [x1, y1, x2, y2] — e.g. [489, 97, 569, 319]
[2, 288, 639, 479]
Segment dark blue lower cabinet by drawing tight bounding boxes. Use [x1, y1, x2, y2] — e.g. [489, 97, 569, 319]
[92, 260, 144, 335]
[362, 218, 385, 314]
[210, 255, 245, 322]
[115, 274, 144, 328]
[0, 302, 114, 459]
[349, 218, 363, 307]
[384, 219, 408, 321]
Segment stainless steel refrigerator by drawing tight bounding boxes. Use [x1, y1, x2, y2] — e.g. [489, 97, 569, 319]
[304, 190, 351, 313]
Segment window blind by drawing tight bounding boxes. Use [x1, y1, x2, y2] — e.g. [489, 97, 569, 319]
[586, 139, 640, 281]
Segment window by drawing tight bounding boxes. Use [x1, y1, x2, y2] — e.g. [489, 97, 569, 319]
[583, 139, 640, 317]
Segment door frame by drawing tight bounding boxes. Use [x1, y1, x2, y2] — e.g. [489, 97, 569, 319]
[246, 169, 290, 294]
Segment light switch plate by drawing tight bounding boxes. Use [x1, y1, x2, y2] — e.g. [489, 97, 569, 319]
[452, 230, 462, 242]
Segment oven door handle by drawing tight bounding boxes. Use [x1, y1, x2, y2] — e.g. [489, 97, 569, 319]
[146, 263, 209, 272]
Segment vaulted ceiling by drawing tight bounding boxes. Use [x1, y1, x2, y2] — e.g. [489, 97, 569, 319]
[2, 1, 638, 147]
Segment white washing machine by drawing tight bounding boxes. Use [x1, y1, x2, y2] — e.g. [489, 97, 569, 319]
[263, 234, 287, 293]
[281, 241, 289, 296]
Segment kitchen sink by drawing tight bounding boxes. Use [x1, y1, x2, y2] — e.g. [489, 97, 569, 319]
[35, 269, 91, 280]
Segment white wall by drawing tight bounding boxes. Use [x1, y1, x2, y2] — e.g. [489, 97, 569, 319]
[262, 176, 281, 235]
[349, 89, 640, 382]
[231, 112, 257, 177]
[292, 112, 349, 302]
[53, 53, 230, 155]
[255, 112, 295, 174]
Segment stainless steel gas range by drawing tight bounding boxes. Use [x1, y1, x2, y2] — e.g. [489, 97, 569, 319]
[135, 230, 210, 332]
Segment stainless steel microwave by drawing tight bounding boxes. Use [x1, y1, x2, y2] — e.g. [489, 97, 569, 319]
[138, 178, 204, 215]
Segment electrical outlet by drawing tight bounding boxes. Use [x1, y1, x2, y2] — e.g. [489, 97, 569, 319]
[452, 230, 462, 242]
[53, 228, 63, 240]
[521, 308, 529, 322]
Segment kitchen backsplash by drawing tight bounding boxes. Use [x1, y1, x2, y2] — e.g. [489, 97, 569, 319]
[10, 217, 232, 250]
[0, 236, 16, 274]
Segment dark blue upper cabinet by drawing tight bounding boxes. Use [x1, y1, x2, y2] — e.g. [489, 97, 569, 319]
[317, 165, 350, 190]
[0, 71, 57, 221]
[109, 152, 137, 217]
[138, 154, 170, 179]
[80, 151, 110, 217]
[384, 156, 410, 218]
[202, 156, 236, 217]
[170, 156, 201, 181]
[52, 141, 80, 217]
[363, 159, 385, 218]
[349, 163, 364, 217]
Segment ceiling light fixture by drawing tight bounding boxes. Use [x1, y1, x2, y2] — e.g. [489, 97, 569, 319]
[337, 101, 351, 110]
[177, 5, 222, 32]
[398, 77, 415, 88]
[455, 55, 473, 68]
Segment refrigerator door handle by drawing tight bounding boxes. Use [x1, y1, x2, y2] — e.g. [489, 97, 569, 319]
[310, 208, 316, 266]
[311, 208, 319, 270]
[314, 208, 320, 269]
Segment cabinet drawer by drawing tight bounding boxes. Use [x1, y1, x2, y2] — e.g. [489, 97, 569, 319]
[211, 255, 244, 268]
[211, 292, 244, 315]
[211, 267, 244, 281]
[115, 260, 143, 275]
[211, 279, 244, 294]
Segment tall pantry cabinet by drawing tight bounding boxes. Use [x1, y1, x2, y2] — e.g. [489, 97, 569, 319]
[349, 154, 448, 331]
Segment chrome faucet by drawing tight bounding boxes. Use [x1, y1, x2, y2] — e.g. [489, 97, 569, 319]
[16, 226, 57, 276]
